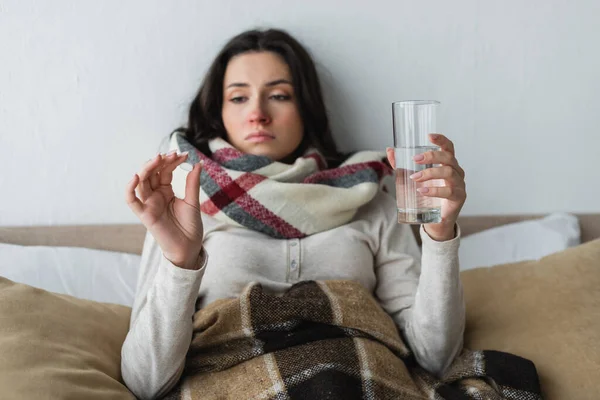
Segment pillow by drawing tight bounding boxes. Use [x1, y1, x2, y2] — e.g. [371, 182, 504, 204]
[0, 277, 134, 399]
[0, 243, 140, 306]
[461, 238, 600, 400]
[459, 213, 580, 270]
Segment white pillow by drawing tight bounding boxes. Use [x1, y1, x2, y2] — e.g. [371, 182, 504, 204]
[458, 213, 581, 271]
[0, 243, 140, 307]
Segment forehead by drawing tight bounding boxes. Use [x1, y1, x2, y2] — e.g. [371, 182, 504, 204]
[224, 51, 292, 85]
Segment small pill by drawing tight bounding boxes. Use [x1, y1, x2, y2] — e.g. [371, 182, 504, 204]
[179, 163, 193, 172]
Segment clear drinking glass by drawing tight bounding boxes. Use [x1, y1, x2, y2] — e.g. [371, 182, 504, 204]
[392, 100, 443, 224]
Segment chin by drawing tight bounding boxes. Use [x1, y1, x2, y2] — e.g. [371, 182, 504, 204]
[242, 144, 283, 161]
[245, 148, 277, 160]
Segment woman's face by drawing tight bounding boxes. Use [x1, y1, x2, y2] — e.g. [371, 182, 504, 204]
[222, 51, 304, 162]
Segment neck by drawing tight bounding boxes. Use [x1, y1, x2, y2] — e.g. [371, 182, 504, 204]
[278, 143, 309, 165]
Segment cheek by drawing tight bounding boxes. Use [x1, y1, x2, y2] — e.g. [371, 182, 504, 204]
[222, 106, 246, 140]
[222, 105, 241, 127]
[276, 106, 303, 136]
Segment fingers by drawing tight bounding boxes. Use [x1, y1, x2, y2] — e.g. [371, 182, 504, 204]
[138, 154, 163, 201]
[150, 152, 178, 190]
[125, 150, 193, 219]
[414, 148, 465, 179]
[125, 173, 145, 216]
[159, 151, 189, 186]
[136, 151, 189, 202]
[184, 161, 203, 206]
[388, 136, 464, 179]
[409, 165, 465, 188]
[417, 185, 466, 201]
[429, 133, 455, 155]
[413, 148, 455, 167]
[386, 147, 395, 169]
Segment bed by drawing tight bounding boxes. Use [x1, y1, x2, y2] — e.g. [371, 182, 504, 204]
[0, 214, 599, 399]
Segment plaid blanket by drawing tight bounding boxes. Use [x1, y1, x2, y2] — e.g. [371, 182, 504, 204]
[164, 280, 542, 400]
[169, 132, 393, 239]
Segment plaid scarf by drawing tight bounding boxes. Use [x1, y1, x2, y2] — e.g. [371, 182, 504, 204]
[164, 280, 543, 400]
[168, 132, 392, 239]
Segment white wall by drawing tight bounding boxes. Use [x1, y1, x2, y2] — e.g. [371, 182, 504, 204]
[1, 0, 599, 226]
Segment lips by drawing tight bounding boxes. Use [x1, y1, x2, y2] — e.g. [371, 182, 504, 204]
[245, 131, 275, 143]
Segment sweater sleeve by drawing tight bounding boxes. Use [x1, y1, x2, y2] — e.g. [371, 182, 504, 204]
[120, 231, 207, 400]
[373, 200, 465, 378]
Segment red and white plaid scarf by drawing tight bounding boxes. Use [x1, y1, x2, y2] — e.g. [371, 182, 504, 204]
[169, 132, 393, 239]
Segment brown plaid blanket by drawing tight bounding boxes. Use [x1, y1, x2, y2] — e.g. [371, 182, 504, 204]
[165, 280, 542, 400]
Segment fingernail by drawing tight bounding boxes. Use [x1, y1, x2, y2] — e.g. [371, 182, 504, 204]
[430, 134, 440, 140]
[180, 151, 189, 157]
[167, 150, 178, 156]
[410, 172, 422, 180]
[417, 187, 429, 193]
[414, 154, 425, 161]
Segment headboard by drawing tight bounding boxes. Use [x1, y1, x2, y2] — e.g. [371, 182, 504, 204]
[0, 214, 598, 255]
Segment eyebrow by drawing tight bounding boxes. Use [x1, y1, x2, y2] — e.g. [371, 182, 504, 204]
[226, 79, 293, 89]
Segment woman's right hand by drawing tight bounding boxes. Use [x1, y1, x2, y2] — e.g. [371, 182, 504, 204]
[125, 151, 205, 270]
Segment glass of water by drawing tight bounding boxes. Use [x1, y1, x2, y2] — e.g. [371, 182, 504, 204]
[392, 100, 443, 224]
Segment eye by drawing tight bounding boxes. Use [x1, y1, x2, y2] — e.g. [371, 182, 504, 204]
[230, 96, 247, 104]
[270, 94, 291, 101]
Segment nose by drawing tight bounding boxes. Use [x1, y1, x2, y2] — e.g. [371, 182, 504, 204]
[247, 100, 271, 125]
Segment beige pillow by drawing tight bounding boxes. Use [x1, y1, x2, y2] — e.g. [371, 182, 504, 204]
[0, 277, 134, 399]
[461, 239, 600, 400]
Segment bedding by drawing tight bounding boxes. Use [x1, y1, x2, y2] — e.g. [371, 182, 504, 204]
[461, 238, 600, 399]
[0, 242, 140, 306]
[0, 212, 581, 307]
[162, 280, 541, 399]
[0, 277, 134, 399]
[0, 239, 598, 399]
[458, 213, 580, 270]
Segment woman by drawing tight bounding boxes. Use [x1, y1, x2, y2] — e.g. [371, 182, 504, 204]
[122, 28, 467, 400]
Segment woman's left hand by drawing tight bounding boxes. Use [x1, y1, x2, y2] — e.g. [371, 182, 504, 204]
[386, 134, 467, 241]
